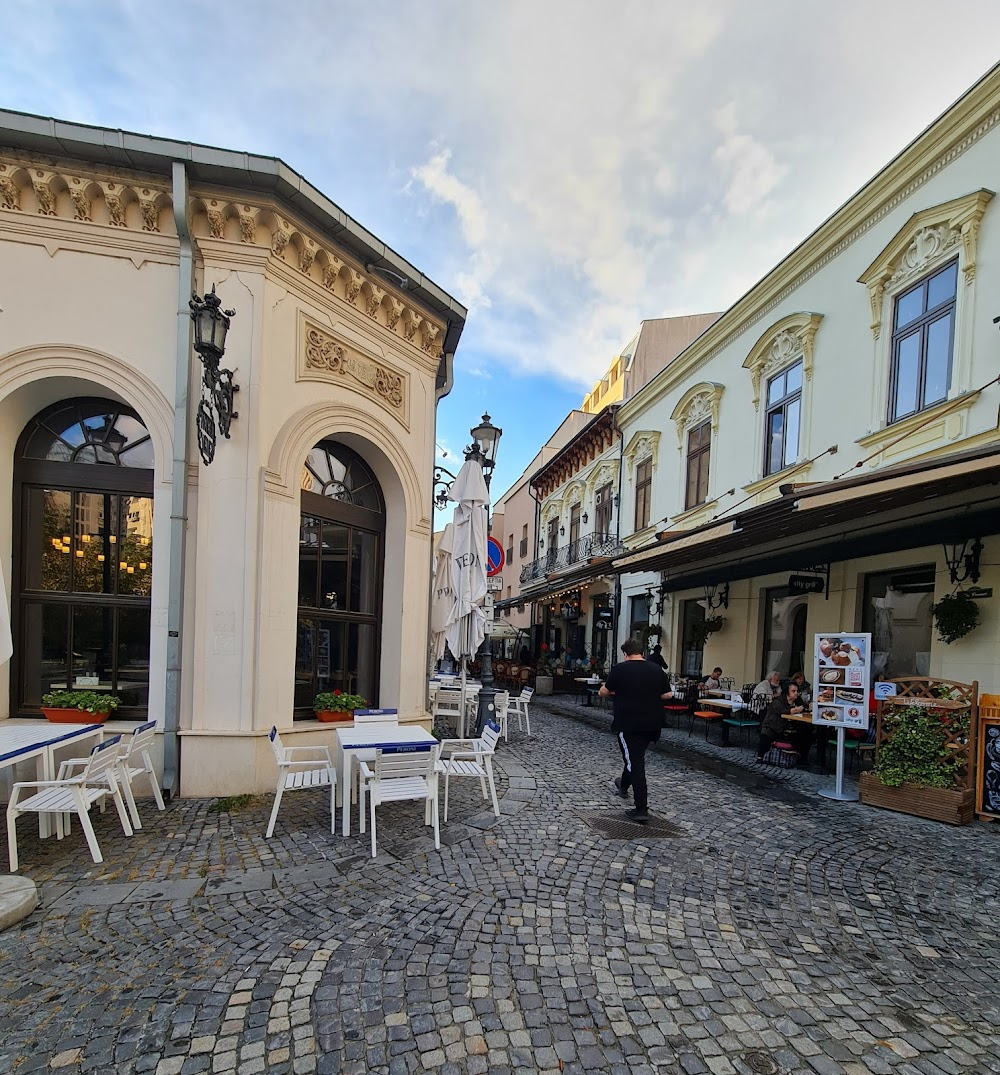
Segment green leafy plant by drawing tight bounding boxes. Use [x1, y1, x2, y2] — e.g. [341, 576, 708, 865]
[314, 690, 368, 712]
[929, 590, 980, 644]
[875, 704, 968, 789]
[41, 689, 120, 713]
[690, 617, 724, 648]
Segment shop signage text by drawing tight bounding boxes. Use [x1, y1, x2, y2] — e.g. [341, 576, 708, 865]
[788, 574, 825, 594]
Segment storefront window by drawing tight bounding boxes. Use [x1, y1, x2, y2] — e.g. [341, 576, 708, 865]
[862, 566, 934, 678]
[761, 587, 808, 679]
[13, 399, 154, 718]
[681, 599, 705, 676]
[295, 440, 384, 715]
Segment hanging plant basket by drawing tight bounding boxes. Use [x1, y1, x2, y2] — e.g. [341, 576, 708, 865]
[930, 590, 980, 644]
[690, 617, 725, 648]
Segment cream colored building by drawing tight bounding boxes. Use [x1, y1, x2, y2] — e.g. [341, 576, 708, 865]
[612, 65, 1000, 691]
[0, 111, 466, 795]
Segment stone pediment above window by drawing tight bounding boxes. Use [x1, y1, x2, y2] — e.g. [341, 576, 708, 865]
[669, 382, 724, 449]
[742, 313, 823, 410]
[586, 459, 618, 493]
[623, 430, 660, 472]
[857, 189, 993, 338]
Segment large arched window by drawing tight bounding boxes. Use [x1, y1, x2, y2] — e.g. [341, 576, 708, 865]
[295, 440, 385, 716]
[12, 399, 155, 717]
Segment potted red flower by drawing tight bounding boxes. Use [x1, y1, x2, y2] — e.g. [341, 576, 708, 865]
[314, 690, 368, 723]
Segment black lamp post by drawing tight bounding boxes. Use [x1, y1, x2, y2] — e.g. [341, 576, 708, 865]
[189, 284, 238, 465]
[468, 413, 502, 736]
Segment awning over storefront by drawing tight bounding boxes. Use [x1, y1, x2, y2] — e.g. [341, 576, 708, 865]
[613, 443, 1000, 590]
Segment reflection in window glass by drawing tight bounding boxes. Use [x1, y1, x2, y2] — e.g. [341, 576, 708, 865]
[895, 287, 923, 330]
[20, 603, 69, 704]
[893, 333, 921, 420]
[73, 605, 114, 689]
[927, 261, 958, 310]
[27, 488, 72, 592]
[862, 566, 934, 678]
[320, 523, 349, 610]
[764, 360, 802, 476]
[351, 532, 378, 613]
[348, 622, 377, 702]
[117, 607, 151, 707]
[298, 515, 320, 607]
[924, 314, 952, 408]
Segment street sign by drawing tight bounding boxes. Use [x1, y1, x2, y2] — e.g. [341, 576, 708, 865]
[788, 574, 825, 595]
[487, 576, 503, 591]
[486, 537, 505, 577]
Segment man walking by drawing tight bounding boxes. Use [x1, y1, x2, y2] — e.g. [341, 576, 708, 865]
[600, 638, 674, 824]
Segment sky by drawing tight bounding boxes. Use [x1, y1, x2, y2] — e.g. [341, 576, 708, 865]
[3, 1, 1000, 508]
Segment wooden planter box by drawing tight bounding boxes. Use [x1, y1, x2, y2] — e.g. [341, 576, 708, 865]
[859, 772, 974, 825]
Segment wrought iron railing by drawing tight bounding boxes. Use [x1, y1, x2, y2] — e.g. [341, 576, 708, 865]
[519, 532, 624, 583]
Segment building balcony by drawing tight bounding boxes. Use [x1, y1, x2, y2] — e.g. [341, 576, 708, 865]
[519, 532, 624, 584]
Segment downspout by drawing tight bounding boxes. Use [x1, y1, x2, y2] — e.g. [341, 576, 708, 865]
[528, 480, 542, 654]
[428, 348, 455, 702]
[163, 161, 193, 800]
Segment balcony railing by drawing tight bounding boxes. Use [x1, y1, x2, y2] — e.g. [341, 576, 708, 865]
[519, 532, 624, 584]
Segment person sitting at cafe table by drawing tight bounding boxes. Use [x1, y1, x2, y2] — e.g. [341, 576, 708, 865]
[753, 671, 780, 698]
[701, 666, 723, 690]
[789, 670, 812, 704]
[755, 681, 812, 763]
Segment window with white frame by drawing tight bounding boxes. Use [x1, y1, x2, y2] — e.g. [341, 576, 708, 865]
[634, 460, 652, 531]
[889, 259, 957, 423]
[764, 361, 802, 476]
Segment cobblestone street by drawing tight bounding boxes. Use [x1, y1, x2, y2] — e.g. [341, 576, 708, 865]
[1, 698, 999, 1075]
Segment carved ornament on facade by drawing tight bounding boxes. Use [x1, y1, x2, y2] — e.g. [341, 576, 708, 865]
[206, 201, 226, 239]
[623, 430, 661, 474]
[139, 190, 161, 232]
[586, 460, 618, 494]
[238, 205, 256, 243]
[31, 171, 57, 216]
[669, 382, 724, 449]
[858, 189, 993, 338]
[742, 312, 823, 409]
[300, 320, 409, 425]
[0, 173, 20, 209]
[270, 218, 291, 257]
[299, 240, 317, 275]
[386, 297, 404, 331]
[100, 183, 128, 228]
[322, 255, 343, 289]
[366, 284, 385, 318]
[68, 178, 91, 222]
[344, 269, 365, 305]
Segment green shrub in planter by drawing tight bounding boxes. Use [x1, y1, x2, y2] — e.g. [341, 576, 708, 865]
[875, 704, 968, 789]
[41, 689, 120, 713]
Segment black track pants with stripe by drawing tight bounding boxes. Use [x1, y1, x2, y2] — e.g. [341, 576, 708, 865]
[617, 732, 652, 811]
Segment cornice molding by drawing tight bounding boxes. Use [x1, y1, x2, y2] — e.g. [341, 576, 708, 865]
[857, 189, 993, 338]
[669, 382, 724, 448]
[742, 313, 823, 410]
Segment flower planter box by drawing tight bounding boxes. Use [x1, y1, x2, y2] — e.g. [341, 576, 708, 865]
[315, 710, 355, 723]
[859, 771, 974, 826]
[41, 707, 110, 725]
[534, 675, 553, 696]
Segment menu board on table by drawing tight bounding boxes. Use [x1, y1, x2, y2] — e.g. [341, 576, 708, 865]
[811, 632, 871, 729]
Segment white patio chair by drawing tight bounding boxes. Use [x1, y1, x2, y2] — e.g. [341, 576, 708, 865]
[437, 720, 501, 821]
[346, 709, 399, 805]
[358, 744, 440, 858]
[7, 735, 129, 870]
[509, 687, 533, 736]
[431, 687, 463, 730]
[57, 719, 164, 831]
[265, 726, 336, 839]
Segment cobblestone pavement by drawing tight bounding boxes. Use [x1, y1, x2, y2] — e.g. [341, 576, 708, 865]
[2, 698, 999, 1075]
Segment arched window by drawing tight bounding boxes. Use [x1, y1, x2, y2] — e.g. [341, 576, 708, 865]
[12, 399, 154, 718]
[295, 440, 384, 715]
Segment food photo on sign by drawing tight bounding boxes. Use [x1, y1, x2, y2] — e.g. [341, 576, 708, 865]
[816, 635, 867, 667]
[812, 632, 872, 730]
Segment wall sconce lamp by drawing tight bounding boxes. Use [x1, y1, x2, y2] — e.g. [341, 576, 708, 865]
[538, 537, 544, 548]
[559, 525, 565, 536]
[582, 512, 589, 524]
[943, 538, 983, 585]
[704, 581, 730, 611]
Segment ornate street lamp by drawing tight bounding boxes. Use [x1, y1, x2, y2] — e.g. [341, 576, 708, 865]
[189, 285, 238, 465]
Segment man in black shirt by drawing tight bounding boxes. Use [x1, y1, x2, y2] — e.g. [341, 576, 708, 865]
[600, 638, 674, 823]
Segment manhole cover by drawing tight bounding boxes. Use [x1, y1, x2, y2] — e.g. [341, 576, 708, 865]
[742, 1050, 779, 1074]
[581, 811, 686, 840]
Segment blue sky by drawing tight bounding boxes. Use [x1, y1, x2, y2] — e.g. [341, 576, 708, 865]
[4, 2, 1000, 507]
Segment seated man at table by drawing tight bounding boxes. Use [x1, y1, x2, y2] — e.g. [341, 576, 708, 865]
[700, 666, 724, 690]
[755, 681, 811, 763]
[753, 671, 780, 698]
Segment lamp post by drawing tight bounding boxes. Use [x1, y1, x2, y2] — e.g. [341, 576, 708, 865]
[189, 284, 238, 466]
[466, 413, 502, 736]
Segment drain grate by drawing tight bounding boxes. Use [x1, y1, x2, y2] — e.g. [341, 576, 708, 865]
[739, 1044, 778, 1070]
[581, 811, 686, 840]
[742, 1050, 779, 1074]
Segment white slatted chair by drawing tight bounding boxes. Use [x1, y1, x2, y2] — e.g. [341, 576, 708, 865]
[437, 721, 501, 821]
[57, 720, 165, 831]
[346, 709, 400, 805]
[358, 744, 440, 858]
[265, 727, 336, 839]
[493, 690, 510, 741]
[7, 735, 129, 870]
[431, 687, 464, 730]
[509, 687, 533, 736]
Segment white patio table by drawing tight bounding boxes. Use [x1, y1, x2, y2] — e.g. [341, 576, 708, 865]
[0, 723, 105, 838]
[334, 724, 437, 837]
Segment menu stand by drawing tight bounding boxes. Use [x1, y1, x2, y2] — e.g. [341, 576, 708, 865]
[818, 726, 858, 802]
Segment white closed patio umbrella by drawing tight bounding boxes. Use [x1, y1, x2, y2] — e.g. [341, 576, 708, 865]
[430, 522, 457, 664]
[444, 458, 490, 735]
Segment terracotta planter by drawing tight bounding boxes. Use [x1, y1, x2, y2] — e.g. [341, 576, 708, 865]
[859, 771, 974, 825]
[315, 709, 354, 723]
[41, 707, 110, 725]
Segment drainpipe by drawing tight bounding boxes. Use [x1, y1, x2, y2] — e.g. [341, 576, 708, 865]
[611, 410, 625, 660]
[428, 349, 455, 702]
[163, 161, 193, 800]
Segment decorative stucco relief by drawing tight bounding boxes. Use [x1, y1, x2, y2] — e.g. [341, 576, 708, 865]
[669, 382, 724, 448]
[586, 460, 618, 494]
[0, 152, 448, 359]
[623, 430, 661, 473]
[742, 313, 823, 409]
[858, 189, 993, 338]
[299, 320, 409, 428]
